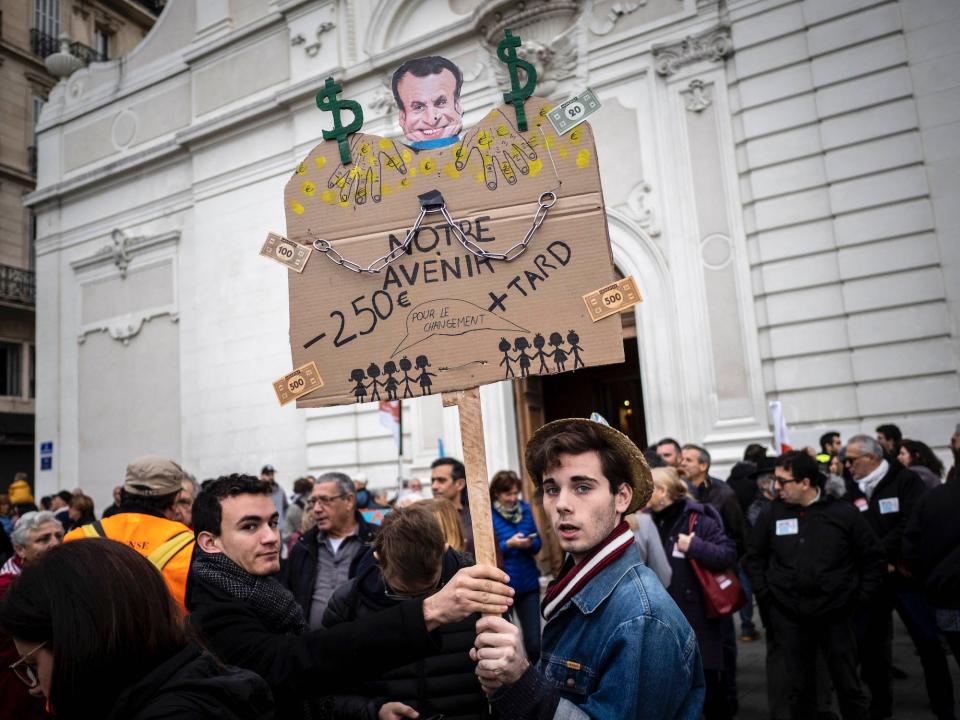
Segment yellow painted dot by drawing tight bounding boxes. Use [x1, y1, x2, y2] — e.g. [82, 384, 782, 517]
[379, 138, 394, 150]
[382, 182, 393, 195]
[496, 123, 509, 137]
[402, 149, 412, 164]
[420, 158, 436, 174]
[338, 200, 350, 208]
[314, 156, 327, 169]
[296, 162, 306, 176]
[539, 105, 552, 117]
[558, 146, 569, 159]
[335, 176, 347, 188]
[400, 177, 411, 188]
[576, 149, 591, 168]
[570, 128, 582, 146]
[359, 142, 371, 156]
[302, 181, 316, 196]
[321, 190, 335, 203]
[478, 130, 493, 148]
[528, 158, 543, 177]
[408, 167, 417, 177]
[348, 167, 361, 179]
[443, 163, 460, 179]
[291, 201, 304, 215]
[544, 136, 555, 149]
[474, 171, 485, 183]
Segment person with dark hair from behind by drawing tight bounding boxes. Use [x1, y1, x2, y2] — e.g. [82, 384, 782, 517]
[903, 447, 960, 674]
[843, 434, 954, 720]
[48, 490, 72, 528]
[0, 539, 273, 720]
[897, 438, 944, 489]
[392, 56, 464, 150]
[875, 423, 902, 464]
[746, 451, 885, 720]
[742, 443, 769, 465]
[187, 474, 514, 720]
[322, 503, 488, 720]
[489, 469, 542, 664]
[431, 457, 474, 556]
[62, 492, 95, 533]
[64, 455, 194, 611]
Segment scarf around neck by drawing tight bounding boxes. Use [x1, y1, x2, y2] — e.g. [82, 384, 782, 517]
[192, 550, 307, 635]
[494, 500, 523, 524]
[857, 459, 889, 500]
[541, 520, 634, 621]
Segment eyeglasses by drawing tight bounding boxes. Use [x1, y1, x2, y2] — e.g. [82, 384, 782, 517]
[9, 641, 46, 689]
[309, 494, 345, 507]
[842, 455, 862, 465]
[773, 476, 801, 486]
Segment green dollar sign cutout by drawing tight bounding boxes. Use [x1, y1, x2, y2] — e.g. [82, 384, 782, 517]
[316, 76, 364, 165]
[497, 29, 537, 132]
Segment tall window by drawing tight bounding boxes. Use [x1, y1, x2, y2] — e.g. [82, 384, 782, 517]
[94, 26, 110, 61]
[0, 342, 23, 397]
[33, 0, 59, 37]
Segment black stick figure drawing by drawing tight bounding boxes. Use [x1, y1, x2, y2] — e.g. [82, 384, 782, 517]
[533, 333, 550, 374]
[514, 337, 533, 378]
[567, 330, 584, 370]
[549, 331, 568, 372]
[349, 368, 368, 403]
[366, 363, 382, 401]
[383, 360, 399, 400]
[499, 337, 516, 379]
[415, 355, 435, 396]
[399, 356, 415, 398]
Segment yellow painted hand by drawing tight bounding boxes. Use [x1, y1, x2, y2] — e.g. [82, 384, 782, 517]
[326, 136, 409, 205]
[453, 110, 538, 191]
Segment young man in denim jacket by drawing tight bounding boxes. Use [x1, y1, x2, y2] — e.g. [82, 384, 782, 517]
[473, 418, 705, 719]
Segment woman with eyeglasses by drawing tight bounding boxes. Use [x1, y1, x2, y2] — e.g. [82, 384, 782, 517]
[1, 538, 274, 719]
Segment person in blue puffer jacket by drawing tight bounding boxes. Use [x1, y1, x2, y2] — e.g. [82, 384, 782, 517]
[490, 469, 542, 663]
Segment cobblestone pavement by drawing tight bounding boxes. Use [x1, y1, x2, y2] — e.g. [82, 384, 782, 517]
[735, 615, 960, 719]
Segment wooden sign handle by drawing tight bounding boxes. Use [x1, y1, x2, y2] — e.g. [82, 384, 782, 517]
[442, 388, 497, 569]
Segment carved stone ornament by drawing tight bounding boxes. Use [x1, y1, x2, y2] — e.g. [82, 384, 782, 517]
[590, 1, 647, 36]
[491, 25, 579, 98]
[684, 79, 711, 112]
[652, 26, 732, 76]
[108, 228, 134, 278]
[476, 0, 582, 47]
[290, 21, 335, 57]
[77, 311, 179, 347]
[625, 181, 661, 237]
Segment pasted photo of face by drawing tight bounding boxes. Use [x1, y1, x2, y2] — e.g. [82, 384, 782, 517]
[391, 56, 464, 144]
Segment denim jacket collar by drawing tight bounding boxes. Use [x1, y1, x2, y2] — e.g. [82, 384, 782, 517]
[567, 548, 641, 616]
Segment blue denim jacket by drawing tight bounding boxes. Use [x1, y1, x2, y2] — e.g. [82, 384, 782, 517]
[541, 546, 704, 719]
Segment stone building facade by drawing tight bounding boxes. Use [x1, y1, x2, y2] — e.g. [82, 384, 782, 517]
[27, 0, 960, 511]
[0, 0, 158, 493]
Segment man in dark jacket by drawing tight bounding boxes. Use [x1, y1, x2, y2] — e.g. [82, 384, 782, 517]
[747, 451, 885, 720]
[283, 471, 377, 628]
[187, 474, 514, 720]
[842, 434, 954, 720]
[322, 503, 488, 719]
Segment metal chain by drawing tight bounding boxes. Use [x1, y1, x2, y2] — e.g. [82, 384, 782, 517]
[309, 191, 558, 274]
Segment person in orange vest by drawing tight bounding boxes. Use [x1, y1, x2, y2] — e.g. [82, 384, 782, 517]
[64, 456, 194, 610]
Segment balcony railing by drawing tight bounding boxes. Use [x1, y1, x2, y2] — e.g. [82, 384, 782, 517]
[70, 41, 105, 65]
[30, 28, 59, 58]
[0, 266, 36, 307]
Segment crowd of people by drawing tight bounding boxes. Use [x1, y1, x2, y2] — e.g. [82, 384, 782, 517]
[0, 419, 956, 719]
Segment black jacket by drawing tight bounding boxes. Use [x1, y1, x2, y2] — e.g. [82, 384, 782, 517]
[841, 463, 925, 566]
[321, 549, 488, 720]
[106, 643, 274, 720]
[187, 567, 438, 720]
[726, 462, 758, 516]
[283, 514, 378, 617]
[692, 476, 748, 558]
[903, 477, 960, 608]
[746, 494, 886, 618]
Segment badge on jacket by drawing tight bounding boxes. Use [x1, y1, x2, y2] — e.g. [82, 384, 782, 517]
[855, 497, 868, 512]
[776, 519, 798, 536]
[878, 497, 899, 515]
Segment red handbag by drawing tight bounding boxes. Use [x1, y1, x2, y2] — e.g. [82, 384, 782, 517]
[685, 512, 746, 619]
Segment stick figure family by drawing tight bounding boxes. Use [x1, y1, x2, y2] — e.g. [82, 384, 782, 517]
[349, 355, 435, 403]
[498, 330, 584, 379]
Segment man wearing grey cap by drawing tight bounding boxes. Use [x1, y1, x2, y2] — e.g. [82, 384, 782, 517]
[64, 455, 195, 609]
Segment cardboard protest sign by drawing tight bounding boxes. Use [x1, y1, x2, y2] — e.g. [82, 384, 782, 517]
[279, 63, 623, 408]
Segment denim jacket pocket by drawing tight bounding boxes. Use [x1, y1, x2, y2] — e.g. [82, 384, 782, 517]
[542, 655, 597, 698]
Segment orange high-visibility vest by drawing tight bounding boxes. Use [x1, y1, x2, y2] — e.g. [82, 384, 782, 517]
[64, 514, 194, 610]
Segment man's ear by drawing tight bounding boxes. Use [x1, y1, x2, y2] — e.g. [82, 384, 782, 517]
[196, 530, 222, 554]
[456, 477, 466, 492]
[614, 481, 633, 516]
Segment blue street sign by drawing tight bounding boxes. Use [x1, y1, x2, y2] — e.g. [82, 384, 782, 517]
[40, 441, 53, 455]
[41, 456, 52, 471]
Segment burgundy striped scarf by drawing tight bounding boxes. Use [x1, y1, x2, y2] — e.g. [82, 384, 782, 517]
[541, 520, 634, 620]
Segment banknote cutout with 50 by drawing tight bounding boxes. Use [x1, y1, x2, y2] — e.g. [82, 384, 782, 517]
[281, 56, 623, 407]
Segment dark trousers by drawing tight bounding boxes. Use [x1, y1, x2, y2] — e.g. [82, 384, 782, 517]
[704, 668, 733, 720]
[721, 614, 738, 711]
[772, 604, 868, 720]
[856, 586, 955, 719]
[738, 564, 756, 632]
[511, 589, 541, 665]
